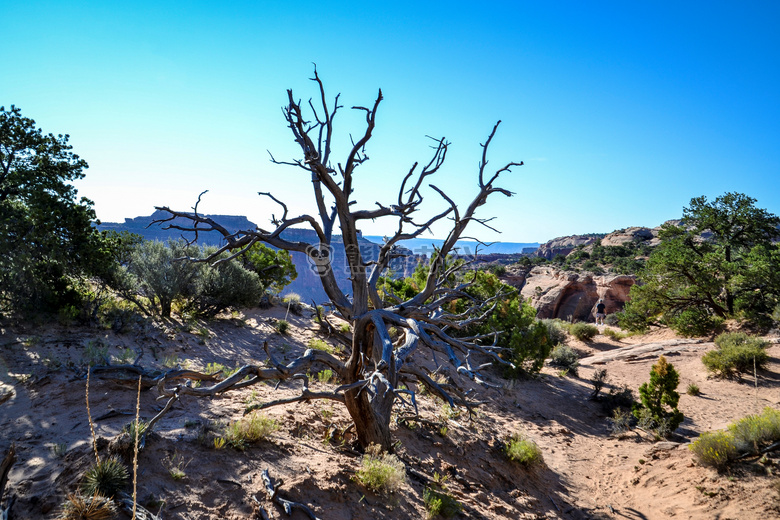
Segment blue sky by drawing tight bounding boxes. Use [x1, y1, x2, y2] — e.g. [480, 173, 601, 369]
[4, 1, 779, 242]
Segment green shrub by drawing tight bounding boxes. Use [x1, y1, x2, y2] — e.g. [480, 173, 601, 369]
[541, 319, 568, 346]
[633, 356, 684, 438]
[608, 408, 633, 436]
[702, 332, 769, 379]
[282, 292, 304, 315]
[187, 246, 265, 317]
[602, 328, 627, 341]
[354, 445, 406, 494]
[727, 407, 780, 455]
[690, 431, 738, 469]
[275, 319, 290, 334]
[81, 456, 129, 498]
[123, 418, 149, 441]
[224, 413, 279, 449]
[686, 383, 700, 396]
[690, 408, 780, 470]
[204, 362, 239, 379]
[666, 308, 724, 337]
[570, 322, 598, 342]
[317, 369, 334, 383]
[423, 486, 462, 519]
[83, 340, 109, 366]
[548, 344, 579, 376]
[308, 338, 335, 354]
[505, 433, 544, 466]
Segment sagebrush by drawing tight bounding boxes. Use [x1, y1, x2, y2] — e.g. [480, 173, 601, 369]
[354, 445, 407, 494]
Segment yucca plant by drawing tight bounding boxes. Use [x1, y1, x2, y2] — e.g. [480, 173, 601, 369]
[81, 456, 128, 498]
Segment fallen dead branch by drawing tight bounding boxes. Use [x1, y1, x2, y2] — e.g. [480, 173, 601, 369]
[0, 446, 17, 520]
[259, 468, 322, 520]
[117, 492, 161, 520]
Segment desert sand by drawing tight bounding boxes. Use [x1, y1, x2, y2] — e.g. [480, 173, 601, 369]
[1, 308, 779, 519]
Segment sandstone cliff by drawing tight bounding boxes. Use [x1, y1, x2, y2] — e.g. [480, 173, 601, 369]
[598, 226, 660, 247]
[504, 265, 636, 322]
[535, 235, 600, 259]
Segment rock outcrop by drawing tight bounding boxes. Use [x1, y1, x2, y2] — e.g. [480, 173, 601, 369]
[535, 235, 599, 260]
[504, 265, 636, 322]
[599, 226, 660, 247]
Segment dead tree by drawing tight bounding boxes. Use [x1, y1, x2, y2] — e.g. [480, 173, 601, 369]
[153, 68, 523, 451]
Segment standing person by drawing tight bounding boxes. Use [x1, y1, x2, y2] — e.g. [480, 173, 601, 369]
[595, 298, 606, 325]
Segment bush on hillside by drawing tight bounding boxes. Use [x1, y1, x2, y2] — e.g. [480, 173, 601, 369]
[701, 332, 769, 379]
[548, 344, 580, 376]
[541, 319, 568, 346]
[690, 408, 780, 469]
[570, 322, 598, 342]
[665, 308, 724, 337]
[116, 239, 282, 318]
[689, 431, 739, 469]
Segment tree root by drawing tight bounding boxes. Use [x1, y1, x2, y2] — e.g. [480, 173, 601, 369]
[0, 445, 16, 520]
[259, 468, 322, 520]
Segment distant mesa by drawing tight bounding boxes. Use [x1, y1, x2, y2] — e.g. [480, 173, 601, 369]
[98, 212, 422, 304]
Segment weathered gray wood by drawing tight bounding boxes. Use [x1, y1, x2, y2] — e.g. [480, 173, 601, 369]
[260, 468, 322, 520]
[580, 339, 706, 365]
[0, 445, 16, 520]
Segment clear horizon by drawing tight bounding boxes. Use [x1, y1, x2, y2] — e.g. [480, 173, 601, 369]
[4, 1, 779, 243]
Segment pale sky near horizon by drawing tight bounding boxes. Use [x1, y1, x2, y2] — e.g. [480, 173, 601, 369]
[4, 1, 779, 243]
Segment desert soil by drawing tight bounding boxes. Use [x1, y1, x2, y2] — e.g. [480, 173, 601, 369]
[1, 308, 779, 519]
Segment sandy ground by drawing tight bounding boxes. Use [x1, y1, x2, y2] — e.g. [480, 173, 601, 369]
[1, 309, 779, 519]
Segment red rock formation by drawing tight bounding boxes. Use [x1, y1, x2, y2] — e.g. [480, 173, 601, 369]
[504, 265, 636, 322]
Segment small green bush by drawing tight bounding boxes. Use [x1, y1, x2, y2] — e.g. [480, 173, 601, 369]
[423, 486, 462, 519]
[205, 362, 233, 378]
[633, 356, 684, 438]
[81, 456, 129, 498]
[689, 430, 739, 469]
[275, 319, 290, 334]
[541, 319, 568, 346]
[548, 344, 580, 376]
[690, 408, 780, 470]
[602, 328, 627, 341]
[728, 407, 780, 455]
[570, 322, 598, 342]
[317, 369, 334, 383]
[308, 338, 335, 354]
[505, 433, 544, 467]
[686, 383, 700, 396]
[608, 408, 633, 436]
[702, 332, 769, 379]
[666, 308, 724, 337]
[282, 293, 303, 315]
[354, 445, 406, 494]
[123, 419, 149, 441]
[224, 413, 279, 449]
